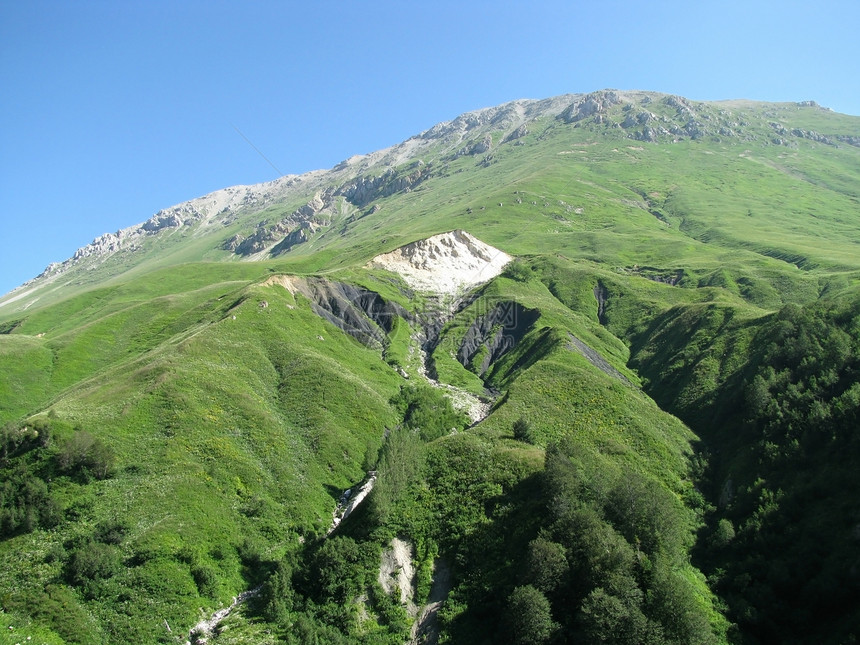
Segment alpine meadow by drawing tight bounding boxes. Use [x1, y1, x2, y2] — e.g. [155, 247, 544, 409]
[1, 90, 859, 645]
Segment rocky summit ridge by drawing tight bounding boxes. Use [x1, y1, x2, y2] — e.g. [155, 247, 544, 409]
[2, 89, 849, 308]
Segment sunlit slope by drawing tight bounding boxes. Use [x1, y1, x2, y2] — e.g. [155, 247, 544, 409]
[3, 92, 858, 317]
[0, 91, 858, 644]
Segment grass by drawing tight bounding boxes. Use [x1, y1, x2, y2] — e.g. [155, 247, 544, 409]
[0, 94, 858, 643]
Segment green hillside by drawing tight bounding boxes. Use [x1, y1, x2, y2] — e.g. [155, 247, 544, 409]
[1, 90, 858, 644]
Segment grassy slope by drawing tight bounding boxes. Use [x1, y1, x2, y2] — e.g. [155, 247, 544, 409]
[0, 97, 858, 643]
[0, 270, 404, 642]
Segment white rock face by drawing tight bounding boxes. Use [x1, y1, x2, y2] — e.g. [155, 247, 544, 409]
[369, 230, 511, 295]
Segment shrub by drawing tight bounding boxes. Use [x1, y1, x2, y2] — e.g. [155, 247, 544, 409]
[512, 417, 534, 443]
[66, 542, 122, 586]
[191, 564, 219, 598]
[504, 260, 532, 282]
[58, 430, 115, 480]
[390, 384, 469, 441]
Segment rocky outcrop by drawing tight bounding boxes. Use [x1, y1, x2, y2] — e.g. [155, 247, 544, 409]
[226, 192, 330, 256]
[368, 231, 511, 295]
[559, 90, 622, 123]
[269, 276, 409, 349]
[769, 122, 835, 146]
[836, 135, 860, 147]
[141, 211, 184, 232]
[270, 227, 309, 255]
[336, 163, 432, 208]
[459, 134, 493, 156]
[456, 301, 540, 377]
[379, 538, 416, 612]
[502, 124, 529, 143]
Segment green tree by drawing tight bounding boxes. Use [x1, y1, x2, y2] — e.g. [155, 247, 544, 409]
[369, 426, 424, 526]
[525, 536, 568, 593]
[579, 585, 661, 645]
[513, 417, 535, 444]
[58, 430, 115, 480]
[308, 536, 374, 604]
[505, 585, 557, 645]
[261, 559, 295, 624]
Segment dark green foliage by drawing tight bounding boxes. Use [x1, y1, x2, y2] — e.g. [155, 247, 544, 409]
[1, 419, 50, 462]
[260, 560, 295, 624]
[7, 584, 104, 645]
[634, 297, 860, 643]
[605, 469, 686, 557]
[191, 563, 219, 598]
[710, 518, 735, 549]
[698, 300, 860, 644]
[368, 426, 424, 527]
[503, 259, 533, 283]
[426, 435, 720, 644]
[390, 384, 469, 441]
[512, 416, 534, 443]
[0, 318, 24, 334]
[579, 585, 661, 645]
[644, 560, 715, 645]
[524, 536, 568, 593]
[93, 518, 128, 545]
[305, 536, 376, 605]
[0, 469, 61, 536]
[66, 541, 122, 586]
[505, 585, 557, 645]
[538, 440, 713, 642]
[368, 581, 411, 633]
[0, 421, 62, 537]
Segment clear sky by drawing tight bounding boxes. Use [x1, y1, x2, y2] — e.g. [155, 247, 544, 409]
[2, 0, 858, 296]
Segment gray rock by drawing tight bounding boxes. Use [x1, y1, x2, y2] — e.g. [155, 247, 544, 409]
[502, 124, 529, 143]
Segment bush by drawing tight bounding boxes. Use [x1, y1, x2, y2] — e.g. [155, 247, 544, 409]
[191, 563, 219, 598]
[94, 518, 128, 545]
[66, 542, 122, 586]
[512, 417, 534, 443]
[58, 430, 115, 480]
[0, 472, 62, 538]
[504, 259, 533, 282]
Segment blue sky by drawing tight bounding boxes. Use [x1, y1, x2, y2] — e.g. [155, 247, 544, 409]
[1, 0, 858, 296]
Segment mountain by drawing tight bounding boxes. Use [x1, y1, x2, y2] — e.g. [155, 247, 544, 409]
[1, 90, 858, 645]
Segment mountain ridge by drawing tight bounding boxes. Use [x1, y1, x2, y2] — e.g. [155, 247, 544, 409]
[3, 89, 855, 309]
